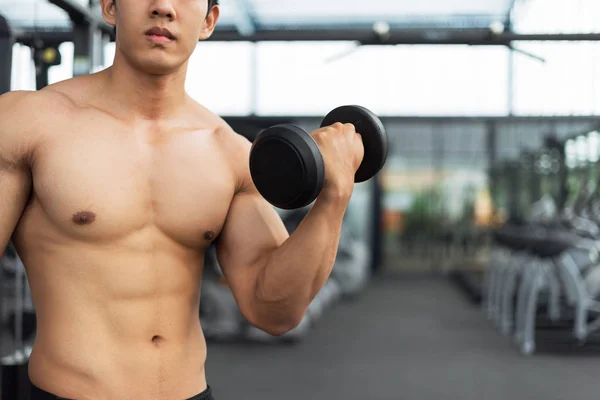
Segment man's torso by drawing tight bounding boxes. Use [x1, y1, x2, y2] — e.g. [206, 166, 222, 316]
[9, 74, 241, 399]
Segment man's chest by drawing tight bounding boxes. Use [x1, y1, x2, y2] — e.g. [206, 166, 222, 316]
[28, 126, 236, 247]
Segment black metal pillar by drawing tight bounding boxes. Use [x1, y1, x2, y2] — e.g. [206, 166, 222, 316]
[528, 152, 542, 203]
[35, 65, 48, 90]
[521, 152, 537, 207]
[370, 174, 384, 275]
[545, 135, 568, 210]
[34, 49, 49, 91]
[433, 123, 445, 223]
[0, 17, 13, 397]
[501, 160, 520, 223]
[486, 121, 498, 213]
[33, 46, 62, 90]
[0, 15, 13, 95]
[73, 22, 95, 76]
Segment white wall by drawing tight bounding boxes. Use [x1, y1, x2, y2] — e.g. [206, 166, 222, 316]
[94, 41, 512, 117]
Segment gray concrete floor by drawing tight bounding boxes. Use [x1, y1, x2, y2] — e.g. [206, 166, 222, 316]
[206, 276, 600, 400]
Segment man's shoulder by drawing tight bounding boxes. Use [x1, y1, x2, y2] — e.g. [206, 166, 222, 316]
[0, 89, 63, 115]
[0, 79, 86, 163]
[218, 126, 254, 194]
[187, 99, 252, 150]
[187, 101, 254, 192]
[0, 91, 57, 149]
[41, 75, 95, 108]
[0, 91, 42, 164]
[1, 85, 77, 126]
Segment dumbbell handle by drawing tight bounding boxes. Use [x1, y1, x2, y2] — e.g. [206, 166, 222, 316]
[320, 105, 388, 183]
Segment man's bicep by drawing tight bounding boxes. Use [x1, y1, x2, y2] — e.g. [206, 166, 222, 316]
[0, 93, 34, 254]
[0, 165, 31, 248]
[215, 189, 289, 313]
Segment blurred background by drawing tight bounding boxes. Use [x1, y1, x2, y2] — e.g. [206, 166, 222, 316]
[3, 0, 600, 399]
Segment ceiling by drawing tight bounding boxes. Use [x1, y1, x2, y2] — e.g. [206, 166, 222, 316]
[0, 0, 514, 33]
[219, 0, 513, 28]
[0, 0, 74, 29]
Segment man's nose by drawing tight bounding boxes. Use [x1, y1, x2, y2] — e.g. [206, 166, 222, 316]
[150, 0, 177, 20]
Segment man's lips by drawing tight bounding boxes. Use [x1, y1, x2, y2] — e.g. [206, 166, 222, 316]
[145, 27, 176, 40]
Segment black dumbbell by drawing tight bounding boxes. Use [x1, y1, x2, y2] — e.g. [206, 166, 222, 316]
[249, 105, 388, 210]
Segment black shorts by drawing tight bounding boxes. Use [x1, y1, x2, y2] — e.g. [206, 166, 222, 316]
[29, 383, 215, 400]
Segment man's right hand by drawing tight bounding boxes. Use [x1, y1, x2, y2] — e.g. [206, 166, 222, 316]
[310, 122, 364, 202]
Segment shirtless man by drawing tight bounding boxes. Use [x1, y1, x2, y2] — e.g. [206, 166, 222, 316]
[0, 0, 364, 399]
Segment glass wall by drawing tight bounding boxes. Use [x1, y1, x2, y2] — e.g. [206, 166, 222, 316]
[32, 31, 600, 119]
[41, 41, 510, 116]
[379, 120, 490, 273]
[512, 41, 600, 116]
[186, 42, 255, 116]
[511, 0, 600, 116]
[254, 43, 510, 117]
[13, 0, 600, 118]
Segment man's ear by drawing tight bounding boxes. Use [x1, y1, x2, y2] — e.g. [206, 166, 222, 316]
[99, 0, 117, 27]
[199, 5, 220, 41]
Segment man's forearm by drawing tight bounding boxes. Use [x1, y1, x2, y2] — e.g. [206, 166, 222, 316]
[253, 192, 349, 327]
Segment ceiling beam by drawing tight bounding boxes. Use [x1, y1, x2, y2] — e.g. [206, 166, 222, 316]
[223, 115, 600, 124]
[208, 27, 600, 44]
[14, 24, 600, 48]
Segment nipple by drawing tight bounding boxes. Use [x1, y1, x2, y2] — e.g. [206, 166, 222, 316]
[204, 231, 216, 241]
[72, 211, 96, 226]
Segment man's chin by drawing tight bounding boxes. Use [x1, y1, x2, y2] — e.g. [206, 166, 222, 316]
[137, 58, 184, 76]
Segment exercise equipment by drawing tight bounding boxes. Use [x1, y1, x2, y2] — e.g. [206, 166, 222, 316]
[486, 223, 600, 355]
[306, 279, 341, 322]
[199, 280, 245, 341]
[199, 246, 244, 341]
[1, 244, 32, 400]
[331, 239, 370, 299]
[318, 279, 341, 310]
[483, 132, 600, 355]
[249, 105, 388, 210]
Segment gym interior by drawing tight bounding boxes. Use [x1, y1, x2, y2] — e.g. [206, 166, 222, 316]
[2, 0, 600, 399]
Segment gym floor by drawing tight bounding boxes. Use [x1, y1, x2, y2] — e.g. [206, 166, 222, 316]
[206, 275, 600, 400]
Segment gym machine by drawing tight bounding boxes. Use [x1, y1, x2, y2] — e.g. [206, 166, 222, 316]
[485, 129, 600, 355]
[0, 15, 14, 395]
[13, 0, 111, 91]
[34, 47, 62, 90]
[1, 244, 34, 400]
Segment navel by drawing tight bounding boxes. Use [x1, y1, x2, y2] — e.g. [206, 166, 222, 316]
[151, 335, 165, 346]
[72, 211, 96, 226]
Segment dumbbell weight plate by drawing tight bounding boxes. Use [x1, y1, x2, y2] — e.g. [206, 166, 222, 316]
[250, 124, 325, 210]
[321, 105, 388, 183]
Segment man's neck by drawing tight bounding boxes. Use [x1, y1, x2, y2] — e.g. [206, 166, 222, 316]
[103, 53, 188, 121]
